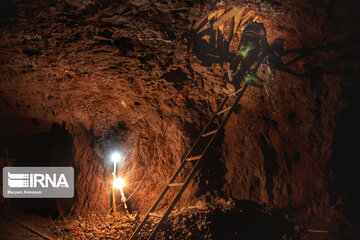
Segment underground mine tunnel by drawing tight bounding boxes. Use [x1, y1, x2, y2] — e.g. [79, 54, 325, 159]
[0, 0, 359, 239]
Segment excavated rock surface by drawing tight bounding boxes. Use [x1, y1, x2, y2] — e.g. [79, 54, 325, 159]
[1, 0, 359, 239]
[52, 198, 295, 240]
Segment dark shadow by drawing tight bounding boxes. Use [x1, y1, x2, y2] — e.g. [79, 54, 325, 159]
[162, 200, 294, 240]
[17, 123, 74, 167]
[328, 82, 360, 229]
[161, 67, 191, 91]
[208, 201, 291, 240]
[0, 0, 14, 27]
[191, 11, 359, 81]
[189, 18, 271, 200]
[13, 123, 75, 218]
[260, 135, 279, 204]
[267, 37, 360, 77]
[197, 129, 227, 198]
[192, 21, 268, 89]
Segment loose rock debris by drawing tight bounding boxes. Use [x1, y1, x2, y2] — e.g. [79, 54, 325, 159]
[51, 198, 298, 239]
[51, 213, 137, 240]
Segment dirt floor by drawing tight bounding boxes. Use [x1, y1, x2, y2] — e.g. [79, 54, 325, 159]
[0, 217, 43, 240]
[0, 199, 334, 240]
[40, 199, 297, 240]
[0, 213, 56, 240]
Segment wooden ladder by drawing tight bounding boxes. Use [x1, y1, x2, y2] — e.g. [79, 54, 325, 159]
[130, 58, 264, 240]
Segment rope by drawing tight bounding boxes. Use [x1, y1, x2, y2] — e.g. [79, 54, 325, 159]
[127, 170, 148, 201]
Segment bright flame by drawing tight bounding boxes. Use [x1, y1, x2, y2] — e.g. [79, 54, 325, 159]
[113, 178, 125, 190]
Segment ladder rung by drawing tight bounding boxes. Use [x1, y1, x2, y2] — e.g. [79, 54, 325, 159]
[217, 106, 232, 115]
[149, 212, 163, 218]
[228, 87, 243, 96]
[202, 129, 217, 137]
[168, 183, 183, 187]
[186, 155, 202, 161]
[129, 54, 254, 240]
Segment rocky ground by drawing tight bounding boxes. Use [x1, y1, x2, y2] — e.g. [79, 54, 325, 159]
[0, 215, 44, 240]
[52, 198, 299, 240]
[51, 212, 136, 239]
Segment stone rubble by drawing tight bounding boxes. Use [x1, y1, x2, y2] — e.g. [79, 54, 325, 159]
[51, 198, 298, 240]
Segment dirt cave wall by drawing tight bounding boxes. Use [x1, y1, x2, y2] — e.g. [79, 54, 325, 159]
[0, 0, 359, 236]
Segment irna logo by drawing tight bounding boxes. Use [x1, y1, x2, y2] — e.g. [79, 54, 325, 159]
[3, 167, 74, 198]
[8, 172, 69, 188]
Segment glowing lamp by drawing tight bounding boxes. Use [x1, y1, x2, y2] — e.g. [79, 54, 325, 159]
[113, 178, 125, 190]
[111, 152, 122, 162]
[109, 151, 125, 215]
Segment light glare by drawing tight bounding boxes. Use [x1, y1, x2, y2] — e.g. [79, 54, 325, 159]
[114, 178, 125, 190]
[111, 152, 121, 162]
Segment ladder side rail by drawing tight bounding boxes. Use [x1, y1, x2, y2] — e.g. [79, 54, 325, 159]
[130, 96, 230, 240]
[147, 150, 203, 240]
[217, 54, 268, 131]
[146, 54, 268, 239]
[178, 95, 230, 165]
[148, 84, 250, 239]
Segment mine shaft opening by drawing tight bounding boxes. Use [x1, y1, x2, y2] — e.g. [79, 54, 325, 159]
[11, 123, 76, 218]
[192, 8, 267, 198]
[192, 7, 267, 90]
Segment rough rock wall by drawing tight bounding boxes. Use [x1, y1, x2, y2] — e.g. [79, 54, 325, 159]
[0, 0, 216, 214]
[0, 0, 359, 237]
[205, 0, 360, 236]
